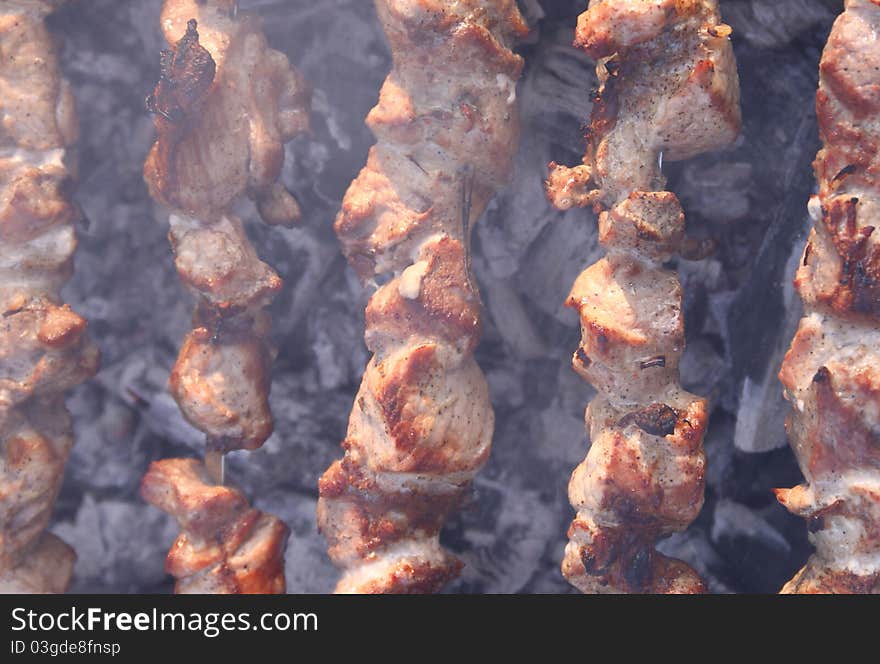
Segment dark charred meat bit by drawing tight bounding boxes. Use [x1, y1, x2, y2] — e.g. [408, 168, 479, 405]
[140, 0, 311, 594]
[0, 0, 99, 593]
[777, 1, 880, 594]
[145, 19, 217, 217]
[547, 0, 741, 594]
[623, 549, 653, 592]
[316, 0, 527, 594]
[639, 355, 666, 370]
[619, 403, 679, 437]
[576, 347, 593, 369]
[818, 197, 880, 316]
[146, 19, 216, 124]
[832, 164, 857, 184]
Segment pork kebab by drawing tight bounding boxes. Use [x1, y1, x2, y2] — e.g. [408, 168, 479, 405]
[776, 0, 880, 594]
[546, 0, 741, 593]
[0, 0, 99, 594]
[140, 0, 310, 594]
[317, 0, 527, 593]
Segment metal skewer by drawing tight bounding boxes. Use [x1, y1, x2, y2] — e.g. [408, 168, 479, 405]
[205, 446, 225, 485]
[460, 164, 476, 292]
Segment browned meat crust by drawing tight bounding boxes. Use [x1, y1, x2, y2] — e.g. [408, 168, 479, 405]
[316, 0, 526, 594]
[141, 0, 311, 594]
[777, 0, 880, 595]
[545, 0, 740, 593]
[0, 0, 98, 594]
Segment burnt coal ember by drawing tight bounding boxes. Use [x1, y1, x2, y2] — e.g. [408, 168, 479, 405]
[47, 0, 832, 593]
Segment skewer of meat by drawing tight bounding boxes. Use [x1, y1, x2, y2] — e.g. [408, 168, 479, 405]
[545, 0, 740, 593]
[316, 0, 527, 594]
[140, 0, 310, 594]
[0, 0, 99, 593]
[775, 0, 880, 594]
